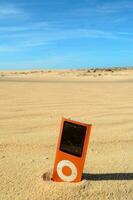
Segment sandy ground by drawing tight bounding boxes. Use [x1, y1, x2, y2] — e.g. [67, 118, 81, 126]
[0, 68, 133, 200]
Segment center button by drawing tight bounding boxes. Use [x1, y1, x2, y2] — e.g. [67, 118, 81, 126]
[62, 166, 72, 176]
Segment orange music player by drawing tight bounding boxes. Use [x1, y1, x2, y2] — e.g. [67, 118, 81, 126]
[52, 117, 92, 182]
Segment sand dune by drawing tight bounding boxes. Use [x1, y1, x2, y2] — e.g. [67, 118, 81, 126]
[0, 69, 133, 199]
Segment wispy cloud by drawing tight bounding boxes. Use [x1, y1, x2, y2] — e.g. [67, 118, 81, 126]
[0, 22, 49, 32]
[16, 1, 64, 6]
[112, 17, 127, 24]
[24, 28, 133, 48]
[0, 45, 20, 52]
[73, 1, 133, 16]
[0, 23, 132, 51]
[2, 28, 117, 48]
[0, 4, 28, 19]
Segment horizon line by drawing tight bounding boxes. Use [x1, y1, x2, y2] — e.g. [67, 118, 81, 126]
[0, 66, 133, 71]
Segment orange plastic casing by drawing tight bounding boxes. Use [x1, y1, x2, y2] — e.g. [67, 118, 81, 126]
[52, 117, 92, 182]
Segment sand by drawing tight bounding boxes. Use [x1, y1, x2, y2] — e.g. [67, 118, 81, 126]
[0, 68, 133, 200]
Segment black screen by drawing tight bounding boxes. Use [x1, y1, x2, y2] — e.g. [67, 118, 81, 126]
[59, 121, 86, 157]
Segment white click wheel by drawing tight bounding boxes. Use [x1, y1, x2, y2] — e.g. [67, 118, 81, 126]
[57, 160, 77, 182]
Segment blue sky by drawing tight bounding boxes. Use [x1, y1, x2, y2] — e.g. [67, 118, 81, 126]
[0, 0, 133, 69]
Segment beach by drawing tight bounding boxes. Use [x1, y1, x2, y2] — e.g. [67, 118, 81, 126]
[0, 68, 133, 200]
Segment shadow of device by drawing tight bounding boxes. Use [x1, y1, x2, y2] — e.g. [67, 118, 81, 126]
[82, 173, 133, 181]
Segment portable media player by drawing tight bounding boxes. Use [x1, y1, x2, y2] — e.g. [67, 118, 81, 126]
[52, 117, 92, 182]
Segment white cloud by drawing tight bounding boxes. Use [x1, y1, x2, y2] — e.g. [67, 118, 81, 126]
[73, 1, 133, 16]
[0, 22, 49, 32]
[22, 28, 132, 48]
[0, 26, 132, 51]
[0, 6, 20, 15]
[0, 45, 20, 52]
[0, 18, 132, 53]
[113, 17, 127, 24]
[0, 4, 28, 19]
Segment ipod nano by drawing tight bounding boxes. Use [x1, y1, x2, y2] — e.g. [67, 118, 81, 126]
[52, 117, 92, 182]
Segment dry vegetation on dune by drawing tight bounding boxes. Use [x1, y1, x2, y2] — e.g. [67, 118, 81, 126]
[0, 69, 133, 199]
[0, 67, 133, 79]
